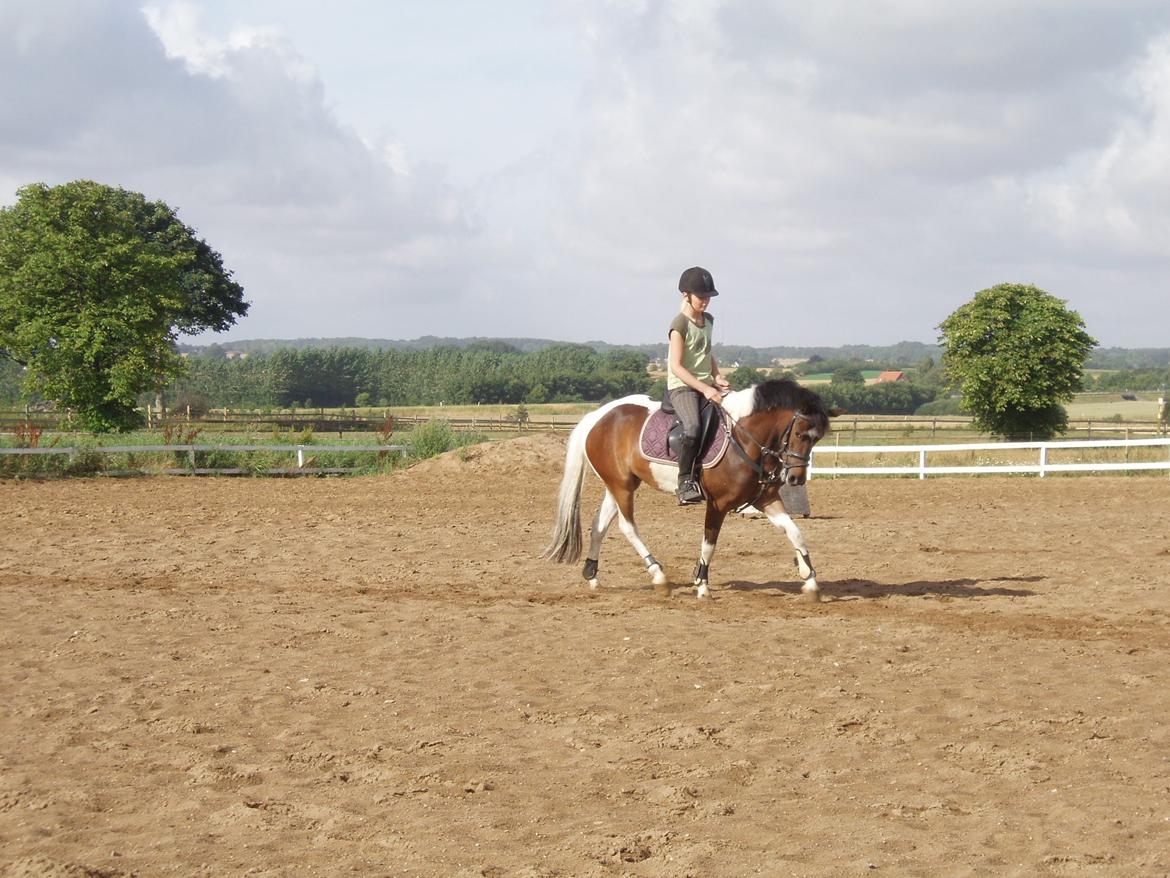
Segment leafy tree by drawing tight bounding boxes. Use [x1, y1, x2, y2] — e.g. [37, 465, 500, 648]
[728, 366, 766, 390]
[0, 356, 24, 404]
[938, 283, 1096, 440]
[820, 382, 936, 415]
[0, 180, 247, 431]
[831, 366, 865, 386]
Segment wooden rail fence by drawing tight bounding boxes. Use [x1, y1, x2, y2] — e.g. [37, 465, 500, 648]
[3, 409, 1167, 439]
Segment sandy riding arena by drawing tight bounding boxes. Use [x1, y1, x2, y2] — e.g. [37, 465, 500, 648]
[2, 434, 1169, 877]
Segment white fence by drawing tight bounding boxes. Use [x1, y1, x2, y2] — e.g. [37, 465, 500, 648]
[5, 438, 1170, 478]
[808, 437, 1170, 479]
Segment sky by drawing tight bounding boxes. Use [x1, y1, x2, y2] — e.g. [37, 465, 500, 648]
[2, 1, 1169, 349]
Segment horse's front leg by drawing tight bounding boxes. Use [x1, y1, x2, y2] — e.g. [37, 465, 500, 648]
[761, 499, 820, 602]
[692, 504, 728, 599]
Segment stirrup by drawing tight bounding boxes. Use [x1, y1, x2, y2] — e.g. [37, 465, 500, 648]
[675, 479, 704, 505]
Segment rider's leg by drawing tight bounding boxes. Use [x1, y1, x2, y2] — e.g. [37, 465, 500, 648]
[669, 387, 704, 504]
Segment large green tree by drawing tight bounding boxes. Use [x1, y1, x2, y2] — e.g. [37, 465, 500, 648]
[938, 283, 1096, 440]
[0, 180, 248, 431]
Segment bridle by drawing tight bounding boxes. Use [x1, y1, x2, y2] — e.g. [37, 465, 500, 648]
[722, 408, 816, 511]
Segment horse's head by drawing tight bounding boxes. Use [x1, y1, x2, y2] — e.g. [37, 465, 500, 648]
[737, 379, 837, 486]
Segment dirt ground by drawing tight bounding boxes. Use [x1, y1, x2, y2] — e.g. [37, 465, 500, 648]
[2, 434, 1169, 878]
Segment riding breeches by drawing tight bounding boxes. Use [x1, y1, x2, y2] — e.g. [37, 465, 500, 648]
[668, 387, 704, 440]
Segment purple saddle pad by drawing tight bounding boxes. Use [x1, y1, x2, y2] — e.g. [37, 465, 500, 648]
[638, 407, 729, 468]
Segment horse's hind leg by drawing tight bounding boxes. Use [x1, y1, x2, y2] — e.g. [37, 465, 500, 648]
[761, 499, 820, 602]
[610, 484, 668, 592]
[582, 491, 620, 589]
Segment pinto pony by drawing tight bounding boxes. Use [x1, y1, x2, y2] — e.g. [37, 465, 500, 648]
[542, 379, 836, 601]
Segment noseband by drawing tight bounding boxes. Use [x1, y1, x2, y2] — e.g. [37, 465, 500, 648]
[724, 410, 815, 510]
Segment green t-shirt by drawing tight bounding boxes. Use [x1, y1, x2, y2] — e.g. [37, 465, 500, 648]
[666, 312, 714, 390]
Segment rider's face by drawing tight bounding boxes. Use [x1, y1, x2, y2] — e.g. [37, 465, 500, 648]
[686, 293, 711, 311]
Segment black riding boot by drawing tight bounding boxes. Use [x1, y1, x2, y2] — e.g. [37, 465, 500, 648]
[675, 436, 703, 505]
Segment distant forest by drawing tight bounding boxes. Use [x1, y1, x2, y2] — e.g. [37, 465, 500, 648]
[179, 335, 950, 366]
[178, 336, 1170, 371]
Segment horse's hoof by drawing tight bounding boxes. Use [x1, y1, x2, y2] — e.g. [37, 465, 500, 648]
[654, 581, 672, 598]
[695, 583, 710, 600]
[801, 587, 821, 603]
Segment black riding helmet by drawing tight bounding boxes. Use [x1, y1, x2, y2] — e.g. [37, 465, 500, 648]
[679, 266, 719, 297]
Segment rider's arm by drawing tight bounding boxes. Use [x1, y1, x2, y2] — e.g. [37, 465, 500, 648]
[669, 330, 722, 402]
[710, 353, 731, 391]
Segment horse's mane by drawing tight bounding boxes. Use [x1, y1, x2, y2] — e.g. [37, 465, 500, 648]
[752, 379, 831, 428]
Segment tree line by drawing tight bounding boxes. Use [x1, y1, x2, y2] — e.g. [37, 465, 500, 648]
[167, 344, 653, 411]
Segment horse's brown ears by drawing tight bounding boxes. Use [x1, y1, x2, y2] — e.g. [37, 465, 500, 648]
[829, 408, 847, 418]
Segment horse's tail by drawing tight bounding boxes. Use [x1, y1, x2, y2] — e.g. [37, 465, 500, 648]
[541, 415, 593, 564]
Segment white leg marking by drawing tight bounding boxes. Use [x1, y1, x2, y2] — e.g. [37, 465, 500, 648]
[585, 493, 619, 589]
[588, 493, 619, 558]
[615, 513, 666, 586]
[763, 500, 820, 601]
[693, 538, 716, 599]
[699, 538, 717, 566]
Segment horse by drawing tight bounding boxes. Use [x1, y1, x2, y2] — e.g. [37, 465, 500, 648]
[541, 379, 837, 601]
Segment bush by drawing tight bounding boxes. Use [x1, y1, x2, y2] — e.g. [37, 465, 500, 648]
[409, 419, 456, 460]
[171, 391, 211, 418]
[831, 366, 865, 386]
[729, 367, 766, 390]
[821, 382, 937, 415]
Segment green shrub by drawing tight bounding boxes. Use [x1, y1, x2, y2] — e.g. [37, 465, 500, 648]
[65, 440, 104, 475]
[409, 419, 456, 460]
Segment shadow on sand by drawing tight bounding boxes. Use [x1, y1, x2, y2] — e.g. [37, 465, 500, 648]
[724, 575, 1042, 600]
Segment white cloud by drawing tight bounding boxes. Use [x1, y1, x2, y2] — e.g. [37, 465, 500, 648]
[1, 0, 477, 339]
[1023, 35, 1170, 261]
[531, 0, 1170, 345]
[2, 0, 1169, 345]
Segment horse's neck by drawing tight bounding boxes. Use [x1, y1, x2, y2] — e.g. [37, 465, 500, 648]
[739, 409, 789, 447]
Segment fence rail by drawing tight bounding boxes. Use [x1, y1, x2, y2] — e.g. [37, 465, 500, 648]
[5, 438, 1170, 479]
[808, 437, 1170, 479]
[3, 410, 1166, 439]
[0, 411, 568, 433]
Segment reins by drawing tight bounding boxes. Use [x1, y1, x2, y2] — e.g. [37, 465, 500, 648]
[720, 407, 813, 512]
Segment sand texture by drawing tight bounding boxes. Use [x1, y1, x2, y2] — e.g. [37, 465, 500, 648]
[2, 434, 1169, 877]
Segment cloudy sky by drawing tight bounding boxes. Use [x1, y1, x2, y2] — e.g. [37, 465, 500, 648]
[3, 1, 1169, 348]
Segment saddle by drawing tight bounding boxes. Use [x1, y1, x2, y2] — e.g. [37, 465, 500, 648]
[638, 393, 729, 468]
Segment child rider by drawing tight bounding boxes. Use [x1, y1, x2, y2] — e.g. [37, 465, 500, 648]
[667, 266, 731, 505]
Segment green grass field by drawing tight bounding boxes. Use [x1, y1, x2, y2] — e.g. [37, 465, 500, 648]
[1067, 394, 1164, 421]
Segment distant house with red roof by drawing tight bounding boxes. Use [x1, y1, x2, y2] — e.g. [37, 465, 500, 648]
[874, 370, 906, 383]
